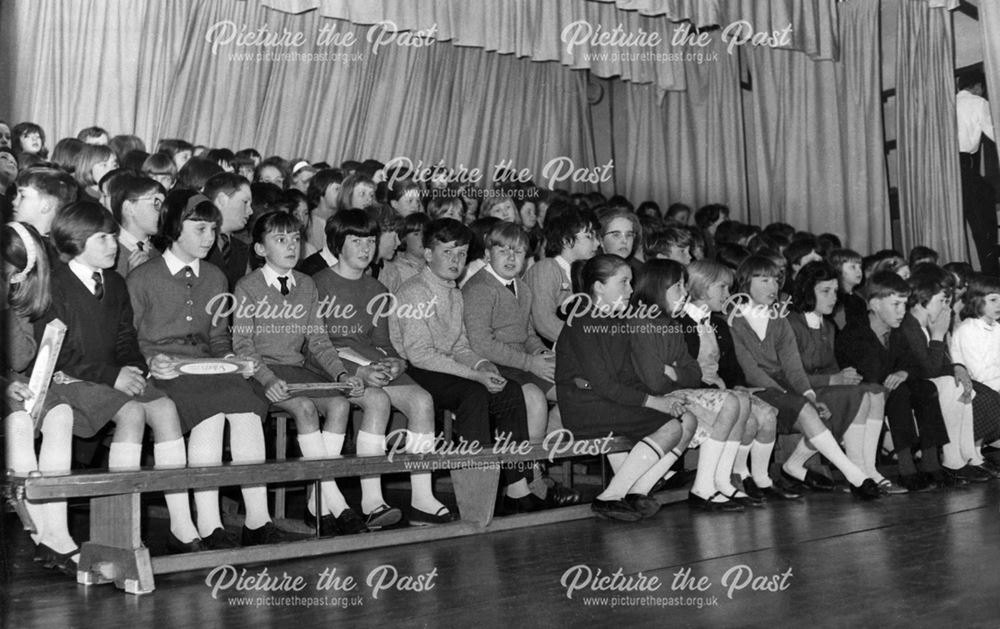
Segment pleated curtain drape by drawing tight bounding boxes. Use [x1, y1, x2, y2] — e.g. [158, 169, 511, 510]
[980, 0, 1000, 165]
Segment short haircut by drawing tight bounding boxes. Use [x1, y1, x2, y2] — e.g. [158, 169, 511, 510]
[694, 204, 728, 231]
[121, 150, 150, 172]
[77, 126, 109, 142]
[960, 273, 1000, 320]
[665, 203, 691, 221]
[176, 157, 225, 192]
[366, 204, 403, 235]
[816, 233, 841, 256]
[251, 210, 302, 245]
[485, 221, 529, 250]
[906, 263, 950, 308]
[735, 255, 782, 294]
[790, 260, 839, 313]
[336, 173, 375, 210]
[715, 243, 750, 270]
[687, 259, 735, 302]
[596, 207, 639, 236]
[631, 258, 687, 313]
[426, 196, 465, 220]
[156, 139, 194, 158]
[15, 166, 79, 209]
[160, 189, 223, 244]
[51, 138, 85, 173]
[306, 168, 344, 210]
[645, 225, 693, 258]
[111, 174, 166, 224]
[714, 220, 744, 246]
[109, 135, 146, 160]
[51, 200, 119, 259]
[827, 247, 862, 270]
[784, 237, 818, 269]
[203, 172, 250, 201]
[865, 270, 911, 301]
[401, 212, 430, 236]
[424, 217, 473, 250]
[542, 207, 593, 257]
[73, 144, 115, 186]
[480, 194, 519, 222]
[908, 245, 939, 269]
[327, 208, 380, 256]
[142, 151, 177, 177]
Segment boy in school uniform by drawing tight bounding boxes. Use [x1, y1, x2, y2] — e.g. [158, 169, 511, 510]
[836, 271, 952, 491]
[111, 174, 165, 277]
[204, 172, 253, 290]
[389, 218, 546, 513]
[523, 207, 599, 345]
[380, 212, 429, 293]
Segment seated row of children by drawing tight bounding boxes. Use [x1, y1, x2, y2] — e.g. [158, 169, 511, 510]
[5, 130, 999, 573]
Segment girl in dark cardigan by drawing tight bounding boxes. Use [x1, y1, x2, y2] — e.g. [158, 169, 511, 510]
[730, 256, 880, 500]
[629, 260, 750, 511]
[555, 254, 692, 522]
[788, 261, 894, 494]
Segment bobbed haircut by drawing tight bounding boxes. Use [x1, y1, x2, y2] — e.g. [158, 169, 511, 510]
[159, 189, 222, 245]
[51, 200, 119, 259]
[906, 263, 950, 309]
[687, 259, 735, 302]
[326, 208, 380, 256]
[109, 135, 146, 161]
[306, 168, 344, 210]
[142, 151, 177, 177]
[960, 273, 1000, 320]
[401, 212, 430, 236]
[735, 255, 782, 294]
[485, 221, 529, 250]
[790, 260, 839, 313]
[865, 270, 911, 301]
[423, 217, 473, 250]
[3, 221, 51, 318]
[543, 207, 594, 257]
[336, 173, 375, 211]
[251, 210, 302, 245]
[73, 144, 115, 187]
[631, 258, 687, 314]
[51, 138, 85, 174]
[176, 157, 224, 192]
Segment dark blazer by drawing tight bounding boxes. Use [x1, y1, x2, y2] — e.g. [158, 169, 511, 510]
[206, 235, 250, 291]
[678, 311, 747, 388]
[835, 319, 921, 384]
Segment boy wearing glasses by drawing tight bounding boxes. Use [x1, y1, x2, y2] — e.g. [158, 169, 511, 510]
[111, 174, 166, 277]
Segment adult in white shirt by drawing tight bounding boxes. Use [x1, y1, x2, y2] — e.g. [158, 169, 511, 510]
[956, 72, 998, 274]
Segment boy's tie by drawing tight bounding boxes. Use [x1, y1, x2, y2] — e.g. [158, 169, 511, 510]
[92, 271, 104, 300]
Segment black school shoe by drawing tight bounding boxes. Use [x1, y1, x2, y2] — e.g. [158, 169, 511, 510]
[591, 498, 643, 522]
[409, 506, 459, 526]
[34, 543, 80, 576]
[687, 491, 744, 512]
[744, 477, 802, 501]
[166, 531, 206, 554]
[926, 469, 966, 489]
[781, 468, 835, 492]
[502, 493, 549, 515]
[624, 493, 661, 518]
[953, 465, 994, 483]
[202, 527, 241, 549]
[241, 522, 298, 546]
[334, 508, 370, 535]
[303, 511, 338, 537]
[849, 479, 881, 501]
[364, 504, 403, 530]
[898, 472, 935, 492]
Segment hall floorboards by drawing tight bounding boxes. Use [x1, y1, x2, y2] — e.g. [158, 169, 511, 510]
[3, 482, 998, 628]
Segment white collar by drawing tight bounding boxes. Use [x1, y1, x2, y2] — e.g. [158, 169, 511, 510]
[163, 248, 200, 277]
[485, 263, 516, 288]
[319, 246, 338, 267]
[262, 263, 296, 291]
[684, 301, 711, 323]
[118, 228, 151, 252]
[804, 312, 824, 330]
[68, 259, 101, 293]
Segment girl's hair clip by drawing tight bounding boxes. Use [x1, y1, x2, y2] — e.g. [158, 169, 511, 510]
[7, 221, 37, 284]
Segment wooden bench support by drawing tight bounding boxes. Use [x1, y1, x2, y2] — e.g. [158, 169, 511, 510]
[78, 493, 155, 595]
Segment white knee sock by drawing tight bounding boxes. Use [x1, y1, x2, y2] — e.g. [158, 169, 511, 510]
[228, 413, 270, 530]
[188, 415, 225, 536]
[630, 448, 682, 495]
[356, 430, 387, 514]
[842, 423, 867, 473]
[863, 418, 885, 482]
[108, 441, 142, 470]
[6, 411, 45, 543]
[691, 439, 725, 499]
[781, 438, 817, 481]
[407, 431, 446, 513]
[319, 431, 350, 516]
[733, 444, 752, 479]
[298, 430, 348, 518]
[38, 406, 76, 553]
[810, 430, 867, 486]
[607, 451, 628, 474]
[750, 440, 775, 488]
[714, 440, 741, 495]
[598, 440, 663, 501]
[960, 405, 981, 465]
[154, 438, 200, 543]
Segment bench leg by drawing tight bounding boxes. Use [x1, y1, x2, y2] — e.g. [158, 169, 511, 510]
[450, 467, 498, 527]
[77, 493, 154, 595]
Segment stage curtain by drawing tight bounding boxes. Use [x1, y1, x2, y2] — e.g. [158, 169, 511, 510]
[894, 0, 965, 261]
[607, 34, 746, 214]
[2, 0, 597, 190]
[741, 0, 888, 252]
[260, 0, 841, 93]
[981, 0, 1000, 165]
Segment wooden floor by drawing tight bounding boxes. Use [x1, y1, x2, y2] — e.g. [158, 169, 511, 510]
[2, 481, 998, 628]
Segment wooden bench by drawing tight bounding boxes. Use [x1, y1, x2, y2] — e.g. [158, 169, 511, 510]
[3, 434, 689, 596]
